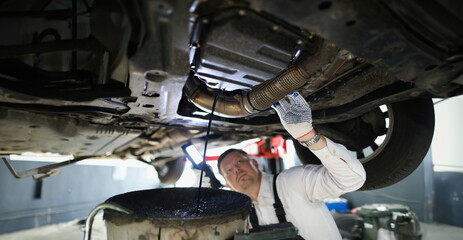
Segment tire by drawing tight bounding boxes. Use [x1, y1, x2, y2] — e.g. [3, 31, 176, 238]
[294, 98, 435, 190]
[155, 157, 186, 184]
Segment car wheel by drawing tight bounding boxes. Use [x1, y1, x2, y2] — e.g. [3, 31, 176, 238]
[293, 98, 435, 190]
[155, 157, 186, 184]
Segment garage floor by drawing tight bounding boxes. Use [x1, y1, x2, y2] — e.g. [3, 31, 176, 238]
[1, 214, 463, 240]
[0, 214, 106, 240]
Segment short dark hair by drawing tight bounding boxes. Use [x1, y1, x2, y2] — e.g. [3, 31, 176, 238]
[217, 148, 248, 174]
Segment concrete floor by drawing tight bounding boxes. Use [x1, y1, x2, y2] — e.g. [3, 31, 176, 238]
[1, 214, 463, 240]
[0, 214, 106, 240]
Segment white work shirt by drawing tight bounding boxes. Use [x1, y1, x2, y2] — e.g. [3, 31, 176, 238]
[252, 137, 366, 239]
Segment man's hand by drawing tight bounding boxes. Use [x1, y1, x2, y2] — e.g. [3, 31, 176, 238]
[192, 168, 212, 188]
[272, 92, 313, 140]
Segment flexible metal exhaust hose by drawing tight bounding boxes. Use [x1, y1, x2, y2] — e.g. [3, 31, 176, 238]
[186, 63, 309, 118]
[244, 63, 309, 112]
[244, 37, 340, 113]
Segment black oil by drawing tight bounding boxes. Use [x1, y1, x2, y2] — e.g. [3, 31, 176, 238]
[195, 90, 220, 214]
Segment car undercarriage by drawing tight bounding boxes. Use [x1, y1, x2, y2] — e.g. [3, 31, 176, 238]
[1, 0, 462, 189]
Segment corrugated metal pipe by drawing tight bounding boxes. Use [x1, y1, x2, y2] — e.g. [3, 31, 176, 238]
[184, 37, 338, 118]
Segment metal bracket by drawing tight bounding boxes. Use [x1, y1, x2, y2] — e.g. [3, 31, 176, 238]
[1, 155, 93, 181]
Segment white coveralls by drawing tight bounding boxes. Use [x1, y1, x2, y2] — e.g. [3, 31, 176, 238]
[252, 137, 366, 239]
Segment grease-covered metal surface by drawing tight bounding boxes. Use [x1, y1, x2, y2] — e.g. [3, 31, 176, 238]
[103, 188, 252, 227]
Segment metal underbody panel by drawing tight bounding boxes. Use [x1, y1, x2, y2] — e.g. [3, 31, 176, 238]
[0, 108, 141, 156]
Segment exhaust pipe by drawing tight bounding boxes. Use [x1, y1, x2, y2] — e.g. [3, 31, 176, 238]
[184, 37, 338, 118]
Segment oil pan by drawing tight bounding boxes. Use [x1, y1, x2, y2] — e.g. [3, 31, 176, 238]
[101, 188, 252, 240]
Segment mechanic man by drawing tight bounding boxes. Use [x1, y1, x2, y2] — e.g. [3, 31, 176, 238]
[217, 92, 366, 239]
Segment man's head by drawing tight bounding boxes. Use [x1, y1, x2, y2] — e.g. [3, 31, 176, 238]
[218, 149, 262, 194]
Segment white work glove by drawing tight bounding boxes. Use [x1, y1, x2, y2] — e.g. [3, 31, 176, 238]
[272, 92, 313, 140]
[192, 168, 211, 188]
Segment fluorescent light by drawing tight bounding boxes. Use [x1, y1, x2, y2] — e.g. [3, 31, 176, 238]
[182, 143, 203, 165]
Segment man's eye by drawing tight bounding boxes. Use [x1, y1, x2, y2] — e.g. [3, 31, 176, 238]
[226, 169, 232, 174]
[237, 159, 242, 164]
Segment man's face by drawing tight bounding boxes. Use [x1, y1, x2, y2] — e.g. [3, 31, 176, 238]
[219, 151, 261, 192]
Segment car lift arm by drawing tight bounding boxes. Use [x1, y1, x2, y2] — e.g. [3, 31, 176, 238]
[1, 155, 94, 181]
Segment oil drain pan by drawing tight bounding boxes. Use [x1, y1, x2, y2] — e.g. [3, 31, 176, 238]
[100, 188, 252, 240]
